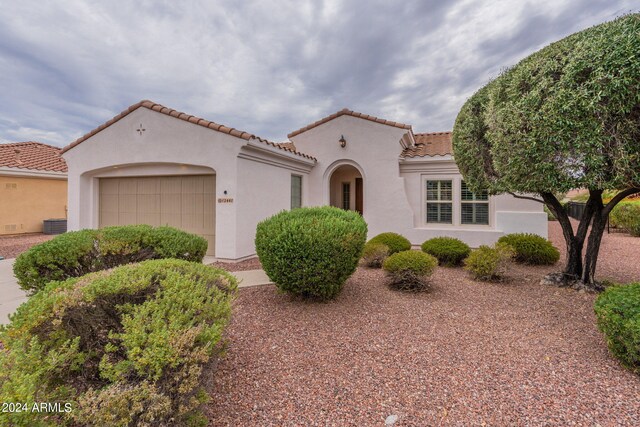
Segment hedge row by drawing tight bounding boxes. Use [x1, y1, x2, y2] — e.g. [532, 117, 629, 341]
[14, 225, 208, 295]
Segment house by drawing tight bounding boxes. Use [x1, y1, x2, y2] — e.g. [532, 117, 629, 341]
[61, 100, 546, 260]
[0, 142, 68, 235]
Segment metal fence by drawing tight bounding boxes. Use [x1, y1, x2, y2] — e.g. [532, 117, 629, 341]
[565, 201, 628, 234]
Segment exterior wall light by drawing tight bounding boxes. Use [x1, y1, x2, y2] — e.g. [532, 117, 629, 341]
[339, 135, 347, 148]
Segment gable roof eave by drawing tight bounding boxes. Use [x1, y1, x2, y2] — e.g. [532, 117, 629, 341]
[287, 108, 412, 139]
[61, 100, 255, 155]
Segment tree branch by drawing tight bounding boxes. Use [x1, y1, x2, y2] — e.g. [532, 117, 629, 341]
[507, 192, 544, 203]
[603, 187, 640, 216]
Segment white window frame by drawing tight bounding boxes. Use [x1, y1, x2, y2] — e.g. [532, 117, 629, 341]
[425, 179, 454, 224]
[342, 182, 351, 210]
[460, 180, 490, 225]
[421, 175, 493, 228]
[291, 174, 302, 209]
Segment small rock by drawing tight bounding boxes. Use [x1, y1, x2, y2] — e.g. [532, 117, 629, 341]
[385, 414, 398, 426]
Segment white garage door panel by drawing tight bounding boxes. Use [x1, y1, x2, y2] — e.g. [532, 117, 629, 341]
[99, 175, 215, 256]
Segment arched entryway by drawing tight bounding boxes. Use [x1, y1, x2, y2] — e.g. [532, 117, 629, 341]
[329, 164, 363, 214]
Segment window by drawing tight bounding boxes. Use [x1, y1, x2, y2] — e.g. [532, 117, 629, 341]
[461, 181, 489, 225]
[291, 175, 302, 209]
[342, 182, 351, 210]
[426, 180, 452, 224]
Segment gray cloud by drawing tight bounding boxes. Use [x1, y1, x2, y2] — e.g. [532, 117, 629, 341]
[0, 0, 636, 146]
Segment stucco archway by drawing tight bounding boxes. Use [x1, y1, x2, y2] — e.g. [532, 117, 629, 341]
[325, 160, 365, 214]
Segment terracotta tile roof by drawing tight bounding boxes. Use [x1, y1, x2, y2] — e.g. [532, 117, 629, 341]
[61, 100, 315, 161]
[287, 108, 412, 138]
[401, 132, 453, 158]
[255, 138, 316, 160]
[0, 141, 67, 172]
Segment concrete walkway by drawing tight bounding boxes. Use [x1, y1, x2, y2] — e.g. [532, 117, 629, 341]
[0, 259, 273, 325]
[233, 269, 273, 288]
[0, 259, 26, 325]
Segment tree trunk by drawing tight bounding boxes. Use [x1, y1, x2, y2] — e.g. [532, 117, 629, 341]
[582, 209, 607, 286]
[542, 187, 639, 290]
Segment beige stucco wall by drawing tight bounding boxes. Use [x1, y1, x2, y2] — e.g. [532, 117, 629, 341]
[63, 107, 314, 260]
[0, 175, 67, 234]
[291, 115, 547, 247]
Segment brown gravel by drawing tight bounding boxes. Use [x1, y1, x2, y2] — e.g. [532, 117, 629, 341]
[0, 233, 54, 259]
[546, 220, 640, 284]
[206, 223, 640, 426]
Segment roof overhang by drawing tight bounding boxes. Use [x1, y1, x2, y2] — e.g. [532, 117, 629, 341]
[239, 138, 316, 173]
[0, 166, 67, 179]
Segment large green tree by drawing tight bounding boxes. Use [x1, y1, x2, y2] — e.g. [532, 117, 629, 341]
[453, 14, 640, 289]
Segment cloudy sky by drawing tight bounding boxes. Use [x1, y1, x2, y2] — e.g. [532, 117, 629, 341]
[0, 0, 636, 147]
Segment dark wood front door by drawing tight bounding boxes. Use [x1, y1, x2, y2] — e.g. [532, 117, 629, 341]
[355, 177, 363, 214]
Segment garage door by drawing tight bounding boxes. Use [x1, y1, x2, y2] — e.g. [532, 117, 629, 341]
[99, 175, 215, 256]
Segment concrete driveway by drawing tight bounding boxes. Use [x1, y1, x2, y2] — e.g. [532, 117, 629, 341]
[0, 259, 27, 325]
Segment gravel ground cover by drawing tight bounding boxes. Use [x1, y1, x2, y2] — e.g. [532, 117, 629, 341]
[0, 233, 54, 259]
[211, 257, 263, 272]
[206, 222, 640, 425]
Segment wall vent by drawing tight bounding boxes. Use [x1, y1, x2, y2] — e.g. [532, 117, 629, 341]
[4, 224, 17, 232]
[5, 183, 17, 190]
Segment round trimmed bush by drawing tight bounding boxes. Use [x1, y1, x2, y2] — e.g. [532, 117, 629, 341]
[13, 225, 208, 295]
[383, 250, 438, 292]
[421, 237, 471, 267]
[497, 233, 560, 265]
[367, 232, 411, 255]
[361, 242, 390, 268]
[594, 283, 640, 374]
[0, 259, 237, 427]
[464, 243, 514, 281]
[255, 206, 367, 300]
[610, 202, 640, 236]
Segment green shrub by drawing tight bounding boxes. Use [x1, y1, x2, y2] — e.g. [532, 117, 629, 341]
[361, 242, 390, 268]
[367, 232, 411, 255]
[13, 225, 208, 295]
[0, 259, 236, 427]
[420, 237, 471, 267]
[383, 250, 438, 292]
[497, 233, 560, 265]
[594, 283, 640, 374]
[464, 243, 515, 281]
[255, 206, 367, 300]
[609, 201, 640, 236]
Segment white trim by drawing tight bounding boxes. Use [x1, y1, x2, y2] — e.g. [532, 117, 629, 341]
[399, 154, 454, 164]
[239, 142, 315, 174]
[244, 138, 316, 167]
[0, 166, 67, 179]
[322, 159, 366, 207]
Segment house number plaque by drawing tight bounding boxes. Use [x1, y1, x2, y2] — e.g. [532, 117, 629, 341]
[218, 198, 234, 203]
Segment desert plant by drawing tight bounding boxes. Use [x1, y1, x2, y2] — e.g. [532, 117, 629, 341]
[464, 243, 515, 281]
[421, 237, 471, 267]
[13, 225, 207, 295]
[383, 250, 438, 292]
[609, 202, 640, 236]
[255, 206, 367, 300]
[367, 232, 411, 255]
[0, 259, 237, 427]
[594, 282, 640, 374]
[361, 242, 390, 268]
[498, 233, 560, 265]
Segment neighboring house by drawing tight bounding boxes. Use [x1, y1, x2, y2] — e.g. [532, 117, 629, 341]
[62, 100, 546, 260]
[0, 142, 68, 235]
